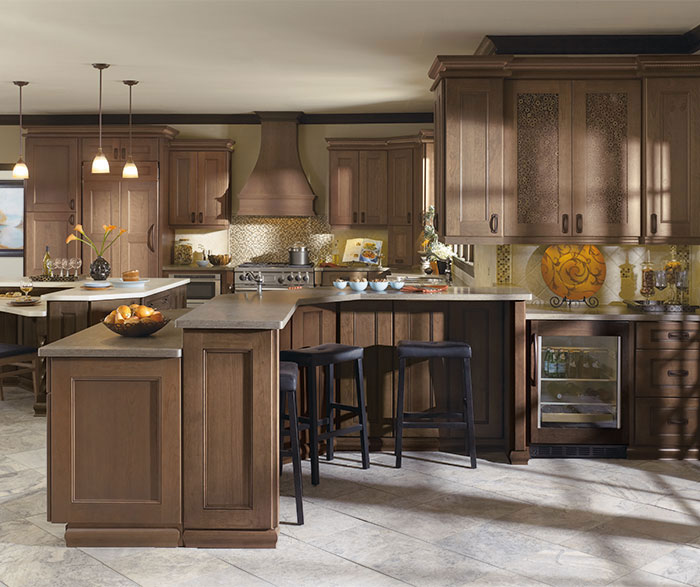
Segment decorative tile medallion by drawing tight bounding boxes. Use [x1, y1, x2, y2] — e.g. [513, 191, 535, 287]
[496, 244, 512, 285]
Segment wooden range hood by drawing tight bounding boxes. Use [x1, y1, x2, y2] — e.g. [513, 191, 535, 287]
[237, 112, 316, 216]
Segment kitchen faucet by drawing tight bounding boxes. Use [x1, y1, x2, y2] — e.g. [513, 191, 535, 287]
[244, 271, 264, 295]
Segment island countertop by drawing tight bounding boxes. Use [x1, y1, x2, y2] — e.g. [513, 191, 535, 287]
[40, 277, 190, 302]
[175, 285, 532, 330]
[526, 303, 700, 322]
[39, 309, 188, 358]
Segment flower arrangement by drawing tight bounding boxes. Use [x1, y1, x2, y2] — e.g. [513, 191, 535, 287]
[66, 224, 127, 257]
[418, 206, 463, 262]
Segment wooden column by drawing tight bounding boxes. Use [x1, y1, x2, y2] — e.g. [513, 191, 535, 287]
[508, 300, 529, 464]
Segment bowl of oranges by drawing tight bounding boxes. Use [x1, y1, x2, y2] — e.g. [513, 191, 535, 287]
[102, 304, 169, 337]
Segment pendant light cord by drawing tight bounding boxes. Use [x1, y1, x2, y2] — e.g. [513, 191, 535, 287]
[128, 84, 132, 155]
[18, 84, 22, 157]
[98, 67, 103, 150]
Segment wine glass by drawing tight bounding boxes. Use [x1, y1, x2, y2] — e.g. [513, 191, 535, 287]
[68, 258, 77, 278]
[19, 277, 33, 300]
[54, 257, 65, 278]
[655, 270, 668, 301]
[676, 270, 689, 306]
[73, 258, 82, 277]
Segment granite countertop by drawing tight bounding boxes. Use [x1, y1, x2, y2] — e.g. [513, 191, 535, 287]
[175, 285, 532, 330]
[0, 298, 47, 318]
[39, 309, 189, 358]
[163, 264, 234, 272]
[526, 303, 700, 321]
[40, 278, 190, 302]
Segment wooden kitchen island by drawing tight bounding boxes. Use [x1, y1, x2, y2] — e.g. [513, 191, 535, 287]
[41, 286, 531, 548]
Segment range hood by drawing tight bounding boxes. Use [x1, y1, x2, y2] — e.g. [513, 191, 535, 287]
[237, 112, 316, 216]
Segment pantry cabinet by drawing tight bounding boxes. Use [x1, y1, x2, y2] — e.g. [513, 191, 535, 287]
[430, 55, 700, 244]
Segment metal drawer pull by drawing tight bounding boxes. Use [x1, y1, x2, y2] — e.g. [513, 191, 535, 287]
[489, 213, 499, 234]
[667, 417, 689, 425]
[114, 147, 119, 159]
[575, 214, 583, 234]
[668, 331, 691, 340]
[562, 213, 569, 233]
[651, 213, 658, 234]
[407, 212, 411, 224]
[191, 212, 195, 223]
[667, 369, 689, 377]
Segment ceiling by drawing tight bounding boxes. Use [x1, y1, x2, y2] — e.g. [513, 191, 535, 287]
[1, 0, 699, 115]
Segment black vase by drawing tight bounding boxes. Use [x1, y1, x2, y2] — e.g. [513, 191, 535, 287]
[89, 256, 111, 281]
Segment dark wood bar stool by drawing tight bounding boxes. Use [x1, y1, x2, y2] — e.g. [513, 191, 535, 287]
[280, 343, 370, 486]
[0, 344, 39, 402]
[395, 340, 476, 469]
[279, 361, 305, 525]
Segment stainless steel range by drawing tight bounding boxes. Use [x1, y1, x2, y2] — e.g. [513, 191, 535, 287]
[234, 262, 315, 291]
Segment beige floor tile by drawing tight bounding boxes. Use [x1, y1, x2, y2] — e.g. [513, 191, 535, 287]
[609, 569, 690, 586]
[601, 503, 700, 544]
[5, 449, 46, 471]
[466, 568, 549, 586]
[0, 468, 45, 506]
[26, 514, 66, 540]
[0, 518, 62, 546]
[641, 545, 700, 586]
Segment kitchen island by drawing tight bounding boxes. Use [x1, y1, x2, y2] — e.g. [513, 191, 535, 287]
[42, 285, 530, 548]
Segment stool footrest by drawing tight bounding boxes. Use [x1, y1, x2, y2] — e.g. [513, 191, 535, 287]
[403, 421, 468, 429]
[329, 402, 360, 413]
[403, 411, 465, 420]
[319, 425, 363, 440]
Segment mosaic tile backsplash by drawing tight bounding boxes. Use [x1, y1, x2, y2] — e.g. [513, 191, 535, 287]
[494, 244, 694, 305]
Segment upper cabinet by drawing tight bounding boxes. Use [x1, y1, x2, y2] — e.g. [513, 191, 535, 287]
[430, 55, 700, 244]
[168, 140, 233, 228]
[80, 137, 159, 163]
[644, 77, 700, 241]
[25, 137, 79, 213]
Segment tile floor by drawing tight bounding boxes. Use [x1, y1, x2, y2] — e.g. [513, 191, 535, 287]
[1, 386, 699, 587]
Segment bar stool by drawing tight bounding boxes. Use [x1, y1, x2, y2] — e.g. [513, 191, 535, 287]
[0, 344, 39, 402]
[280, 343, 370, 486]
[395, 340, 476, 469]
[279, 361, 305, 525]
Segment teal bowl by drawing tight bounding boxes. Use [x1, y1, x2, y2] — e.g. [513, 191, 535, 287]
[348, 280, 368, 292]
[369, 281, 389, 292]
[389, 280, 405, 290]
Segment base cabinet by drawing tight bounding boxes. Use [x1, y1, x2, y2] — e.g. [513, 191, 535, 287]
[48, 357, 182, 547]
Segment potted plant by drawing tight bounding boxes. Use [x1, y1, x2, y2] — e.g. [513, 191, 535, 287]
[417, 206, 463, 274]
[66, 224, 126, 280]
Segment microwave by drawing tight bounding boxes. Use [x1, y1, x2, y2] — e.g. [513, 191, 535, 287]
[166, 272, 221, 307]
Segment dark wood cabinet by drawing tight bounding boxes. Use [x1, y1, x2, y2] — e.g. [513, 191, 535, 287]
[358, 150, 388, 225]
[49, 357, 181, 546]
[328, 151, 358, 225]
[80, 136, 159, 163]
[82, 162, 159, 277]
[25, 212, 80, 276]
[645, 77, 700, 242]
[168, 140, 233, 228]
[387, 225, 414, 267]
[387, 148, 414, 226]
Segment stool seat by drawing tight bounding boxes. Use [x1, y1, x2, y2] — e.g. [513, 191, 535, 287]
[398, 340, 471, 359]
[279, 361, 298, 391]
[0, 343, 36, 359]
[281, 344, 363, 367]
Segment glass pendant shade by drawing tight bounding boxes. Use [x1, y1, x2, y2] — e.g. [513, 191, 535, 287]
[122, 156, 138, 178]
[92, 148, 110, 174]
[12, 157, 29, 179]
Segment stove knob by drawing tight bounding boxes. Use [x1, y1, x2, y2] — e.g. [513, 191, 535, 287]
[287, 275, 294, 282]
[278, 276, 285, 284]
[302, 273, 310, 283]
[239, 274, 245, 281]
[295, 273, 301, 282]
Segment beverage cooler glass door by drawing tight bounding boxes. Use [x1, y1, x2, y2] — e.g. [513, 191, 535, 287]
[537, 335, 621, 429]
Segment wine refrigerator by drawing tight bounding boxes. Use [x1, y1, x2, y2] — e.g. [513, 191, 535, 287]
[528, 320, 632, 448]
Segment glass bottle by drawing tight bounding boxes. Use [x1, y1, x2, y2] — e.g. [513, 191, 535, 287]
[640, 260, 655, 304]
[42, 246, 51, 277]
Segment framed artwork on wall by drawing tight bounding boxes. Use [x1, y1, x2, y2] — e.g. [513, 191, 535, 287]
[0, 178, 24, 257]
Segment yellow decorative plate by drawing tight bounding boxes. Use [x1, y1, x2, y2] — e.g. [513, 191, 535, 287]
[541, 245, 606, 300]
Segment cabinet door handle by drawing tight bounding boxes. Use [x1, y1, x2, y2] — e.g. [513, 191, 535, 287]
[575, 214, 583, 234]
[667, 369, 689, 377]
[122, 147, 127, 160]
[668, 331, 690, 340]
[530, 333, 538, 386]
[407, 212, 411, 224]
[353, 212, 357, 223]
[667, 417, 688, 425]
[395, 258, 404, 264]
[69, 199, 75, 210]
[191, 212, 196, 223]
[198, 212, 203, 223]
[434, 212, 438, 232]
[114, 147, 119, 160]
[651, 213, 658, 234]
[147, 224, 155, 253]
[562, 213, 569, 234]
[489, 213, 499, 234]
[68, 214, 74, 225]
[361, 211, 365, 223]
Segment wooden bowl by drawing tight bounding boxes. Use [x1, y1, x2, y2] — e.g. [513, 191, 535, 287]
[103, 317, 170, 337]
[208, 254, 231, 266]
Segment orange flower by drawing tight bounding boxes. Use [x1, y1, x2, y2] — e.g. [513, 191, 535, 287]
[102, 224, 116, 233]
[65, 233, 78, 244]
[118, 228, 127, 235]
[74, 224, 85, 234]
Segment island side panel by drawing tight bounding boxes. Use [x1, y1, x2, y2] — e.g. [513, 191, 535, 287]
[182, 329, 278, 548]
[48, 357, 182, 547]
[509, 300, 529, 464]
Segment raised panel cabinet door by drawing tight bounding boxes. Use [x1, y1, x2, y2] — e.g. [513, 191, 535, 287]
[434, 81, 446, 238]
[49, 357, 181, 525]
[81, 163, 122, 272]
[387, 148, 414, 225]
[645, 77, 700, 240]
[183, 330, 277, 532]
[358, 150, 388, 225]
[504, 80, 573, 238]
[119, 162, 159, 277]
[329, 150, 359, 225]
[24, 212, 80, 276]
[25, 137, 79, 213]
[572, 80, 641, 240]
[387, 225, 413, 267]
[128, 138, 160, 163]
[197, 151, 230, 227]
[444, 78, 504, 238]
[80, 137, 123, 162]
[168, 151, 198, 225]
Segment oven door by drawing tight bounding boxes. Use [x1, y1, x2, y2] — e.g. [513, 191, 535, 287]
[166, 273, 220, 307]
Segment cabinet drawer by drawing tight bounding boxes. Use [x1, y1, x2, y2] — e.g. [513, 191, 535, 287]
[636, 322, 700, 349]
[636, 350, 700, 397]
[635, 398, 699, 447]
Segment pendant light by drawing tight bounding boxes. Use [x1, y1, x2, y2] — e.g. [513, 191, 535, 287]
[12, 81, 29, 179]
[122, 80, 139, 178]
[91, 63, 110, 174]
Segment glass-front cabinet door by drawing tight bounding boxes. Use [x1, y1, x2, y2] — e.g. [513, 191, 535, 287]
[538, 335, 621, 429]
